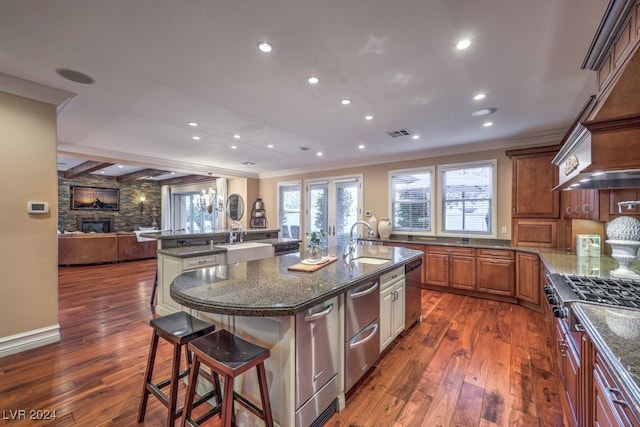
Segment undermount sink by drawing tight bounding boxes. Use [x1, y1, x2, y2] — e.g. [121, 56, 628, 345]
[351, 257, 391, 265]
[216, 241, 274, 263]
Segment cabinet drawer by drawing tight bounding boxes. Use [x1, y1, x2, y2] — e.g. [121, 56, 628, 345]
[380, 267, 404, 289]
[476, 249, 514, 260]
[182, 255, 220, 270]
[594, 351, 640, 426]
[427, 246, 475, 256]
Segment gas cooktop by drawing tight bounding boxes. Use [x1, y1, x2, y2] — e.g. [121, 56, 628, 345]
[560, 274, 640, 309]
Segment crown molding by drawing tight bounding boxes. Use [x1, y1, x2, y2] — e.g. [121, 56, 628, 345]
[0, 72, 75, 107]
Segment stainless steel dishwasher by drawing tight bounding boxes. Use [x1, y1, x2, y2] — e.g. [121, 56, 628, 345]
[295, 296, 339, 427]
[405, 257, 423, 327]
[344, 279, 380, 392]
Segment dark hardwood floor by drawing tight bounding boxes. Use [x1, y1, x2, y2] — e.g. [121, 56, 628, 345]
[0, 260, 568, 426]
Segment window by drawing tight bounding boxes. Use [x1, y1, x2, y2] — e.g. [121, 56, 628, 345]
[172, 192, 219, 233]
[278, 182, 301, 239]
[439, 160, 496, 235]
[389, 167, 434, 233]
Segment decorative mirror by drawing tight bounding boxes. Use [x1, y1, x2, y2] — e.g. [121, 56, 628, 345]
[226, 193, 244, 220]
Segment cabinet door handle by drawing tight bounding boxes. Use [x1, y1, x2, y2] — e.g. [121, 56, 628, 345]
[350, 281, 378, 299]
[350, 323, 379, 349]
[304, 304, 333, 322]
[574, 323, 585, 333]
[608, 388, 629, 407]
[566, 207, 572, 215]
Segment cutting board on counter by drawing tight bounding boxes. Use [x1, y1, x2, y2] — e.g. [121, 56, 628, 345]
[288, 255, 338, 272]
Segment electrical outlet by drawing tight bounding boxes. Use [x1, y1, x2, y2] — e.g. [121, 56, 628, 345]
[365, 211, 372, 217]
[501, 226, 508, 234]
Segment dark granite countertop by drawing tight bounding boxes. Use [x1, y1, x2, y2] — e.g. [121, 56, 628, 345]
[170, 245, 422, 316]
[143, 228, 281, 241]
[573, 303, 640, 414]
[158, 238, 301, 258]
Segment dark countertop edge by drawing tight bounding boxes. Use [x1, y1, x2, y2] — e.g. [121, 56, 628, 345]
[170, 251, 422, 317]
[142, 228, 281, 240]
[573, 303, 640, 414]
[157, 238, 301, 258]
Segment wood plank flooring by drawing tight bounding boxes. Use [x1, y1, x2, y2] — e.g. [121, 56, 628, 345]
[0, 260, 568, 426]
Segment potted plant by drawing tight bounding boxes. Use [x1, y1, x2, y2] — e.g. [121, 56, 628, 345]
[306, 229, 327, 261]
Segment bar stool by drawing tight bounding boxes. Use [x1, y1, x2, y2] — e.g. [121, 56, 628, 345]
[182, 329, 273, 427]
[138, 311, 221, 426]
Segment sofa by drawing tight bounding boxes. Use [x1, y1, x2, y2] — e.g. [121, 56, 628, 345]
[58, 232, 157, 265]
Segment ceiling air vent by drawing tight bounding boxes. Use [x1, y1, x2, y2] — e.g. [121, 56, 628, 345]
[386, 129, 412, 138]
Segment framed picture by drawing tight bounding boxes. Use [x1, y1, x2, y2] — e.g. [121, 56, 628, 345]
[71, 186, 120, 211]
[577, 234, 601, 258]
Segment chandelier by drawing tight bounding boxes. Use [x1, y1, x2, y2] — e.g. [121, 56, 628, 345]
[197, 184, 224, 214]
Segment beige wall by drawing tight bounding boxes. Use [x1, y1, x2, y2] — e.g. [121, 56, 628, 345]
[0, 91, 59, 339]
[227, 176, 261, 229]
[260, 148, 513, 239]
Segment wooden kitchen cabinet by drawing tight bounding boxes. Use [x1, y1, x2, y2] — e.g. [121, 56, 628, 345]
[561, 189, 599, 220]
[424, 246, 475, 290]
[601, 188, 640, 220]
[515, 252, 540, 306]
[507, 145, 561, 248]
[593, 350, 640, 426]
[507, 145, 561, 218]
[475, 249, 515, 296]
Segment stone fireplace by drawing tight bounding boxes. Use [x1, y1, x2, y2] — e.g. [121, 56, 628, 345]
[77, 215, 115, 233]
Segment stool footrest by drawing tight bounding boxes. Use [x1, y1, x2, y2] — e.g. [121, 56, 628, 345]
[233, 390, 266, 420]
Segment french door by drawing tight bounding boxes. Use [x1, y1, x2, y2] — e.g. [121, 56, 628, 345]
[306, 175, 363, 249]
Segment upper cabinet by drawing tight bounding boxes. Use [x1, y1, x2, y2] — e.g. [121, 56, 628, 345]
[508, 145, 561, 218]
[507, 145, 562, 248]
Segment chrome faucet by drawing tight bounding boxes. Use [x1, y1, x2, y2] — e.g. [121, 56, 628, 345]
[344, 221, 375, 259]
[229, 220, 243, 244]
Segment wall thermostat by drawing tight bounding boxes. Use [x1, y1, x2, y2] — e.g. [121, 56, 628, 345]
[27, 201, 49, 214]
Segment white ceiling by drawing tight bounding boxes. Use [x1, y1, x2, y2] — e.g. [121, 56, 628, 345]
[0, 0, 609, 178]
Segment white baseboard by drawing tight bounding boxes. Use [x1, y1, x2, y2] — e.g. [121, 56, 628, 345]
[0, 324, 61, 358]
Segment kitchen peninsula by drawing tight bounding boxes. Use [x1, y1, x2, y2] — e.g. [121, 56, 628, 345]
[159, 237, 422, 427]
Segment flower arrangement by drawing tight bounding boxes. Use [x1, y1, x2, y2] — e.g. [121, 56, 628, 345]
[306, 229, 327, 261]
[306, 229, 327, 249]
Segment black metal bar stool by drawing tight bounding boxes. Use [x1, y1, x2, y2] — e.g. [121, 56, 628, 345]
[181, 329, 274, 427]
[138, 311, 221, 426]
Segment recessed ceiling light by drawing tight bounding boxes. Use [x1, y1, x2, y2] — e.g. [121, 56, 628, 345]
[100, 171, 105, 174]
[456, 39, 471, 50]
[187, 121, 199, 127]
[233, 134, 241, 139]
[473, 93, 486, 101]
[341, 99, 351, 105]
[192, 136, 201, 140]
[412, 135, 420, 140]
[257, 41, 272, 53]
[358, 144, 365, 149]
[117, 165, 124, 168]
[317, 152, 323, 157]
[267, 144, 274, 148]
[483, 122, 493, 127]
[55, 68, 95, 84]
[472, 108, 497, 117]
[170, 172, 175, 175]
[231, 145, 237, 150]
[365, 115, 374, 121]
[307, 76, 319, 84]
[242, 162, 256, 166]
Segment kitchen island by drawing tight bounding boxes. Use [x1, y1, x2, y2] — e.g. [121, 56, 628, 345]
[169, 244, 422, 427]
